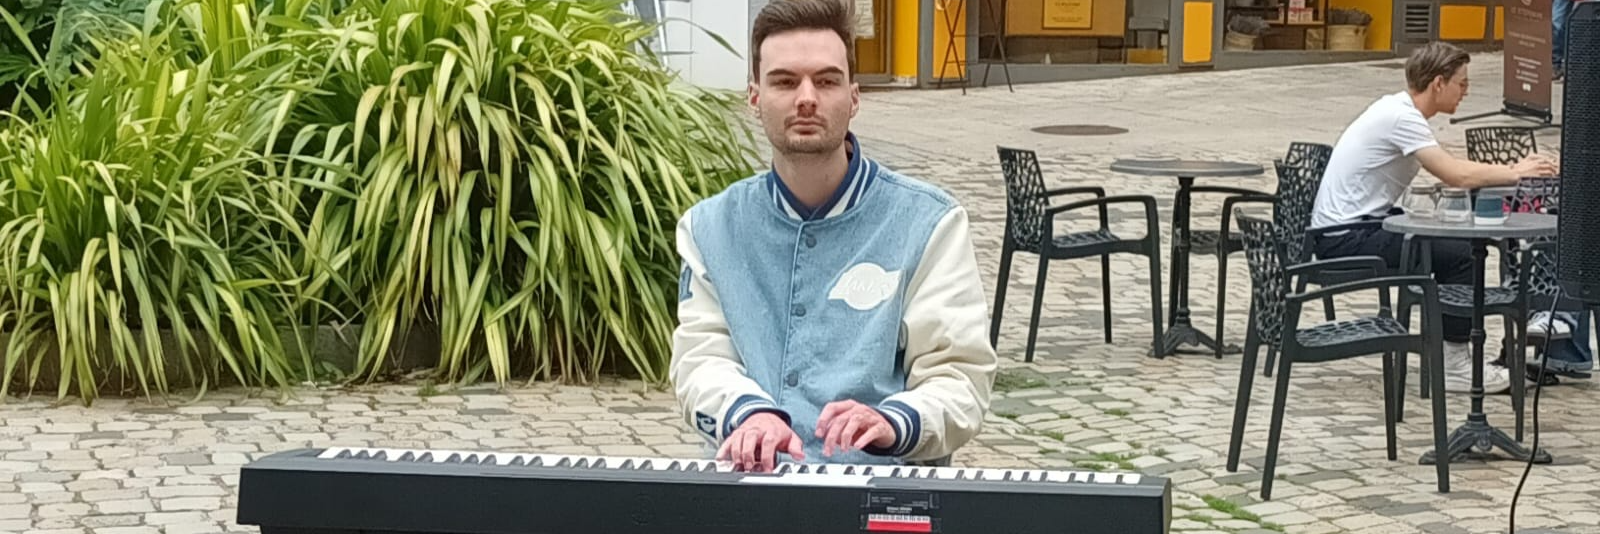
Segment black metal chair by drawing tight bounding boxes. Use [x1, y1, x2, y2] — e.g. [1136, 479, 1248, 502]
[1218, 159, 1328, 360]
[1227, 212, 1450, 501]
[991, 147, 1164, 362]
[1465, 126, 1538, 165]
[1204, 142, 1333, 357]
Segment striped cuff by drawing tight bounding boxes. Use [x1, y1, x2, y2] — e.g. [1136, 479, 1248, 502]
[864, 400, 921, 457]
[723, 394, 788, 438]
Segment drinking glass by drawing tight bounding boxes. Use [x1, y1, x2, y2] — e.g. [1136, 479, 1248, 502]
[1402, 184, 1438, 219]
[1437, 187, 1472, 223]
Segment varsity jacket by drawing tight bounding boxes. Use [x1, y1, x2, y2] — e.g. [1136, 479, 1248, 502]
[669, 133, 998, 465]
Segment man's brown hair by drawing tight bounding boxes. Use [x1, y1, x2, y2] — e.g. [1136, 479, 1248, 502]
[1405, 42, 1471, 92]
[750, 0, 856, 81]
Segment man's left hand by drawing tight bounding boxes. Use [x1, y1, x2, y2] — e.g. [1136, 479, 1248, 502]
[815, 400, 895, 456]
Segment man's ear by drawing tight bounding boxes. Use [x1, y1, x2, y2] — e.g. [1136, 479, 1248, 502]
[849, 79, 860, 118]
[748, 81, 760, 116]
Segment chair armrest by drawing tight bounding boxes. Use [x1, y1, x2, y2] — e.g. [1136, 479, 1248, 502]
[1044, 186, 1105, 198]
[1287, 274, 1433, 306]
[1045, 195, 1158, 217]
[1042, 195, 1160, 241]
[1285, 275, 1440, 341]
[1190, 185, 1270, 198]
[1285, 256, 1387, 278]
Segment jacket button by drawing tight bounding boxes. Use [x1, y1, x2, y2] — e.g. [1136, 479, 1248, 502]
[785, 372, 800, 387]
[792, 305, 806, 317]
[804, 235, 817, 248]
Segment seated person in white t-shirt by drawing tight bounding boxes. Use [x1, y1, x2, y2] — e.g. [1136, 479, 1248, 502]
[1308, 42, 1559, 395]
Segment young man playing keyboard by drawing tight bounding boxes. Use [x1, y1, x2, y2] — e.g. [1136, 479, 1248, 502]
[669, 0, 998, 473]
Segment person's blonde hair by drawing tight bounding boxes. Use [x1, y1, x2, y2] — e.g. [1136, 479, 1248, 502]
[1406, 42, 1471, 92]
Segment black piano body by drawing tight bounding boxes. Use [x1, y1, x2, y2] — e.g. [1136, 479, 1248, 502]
[237, 447, 1172, 534]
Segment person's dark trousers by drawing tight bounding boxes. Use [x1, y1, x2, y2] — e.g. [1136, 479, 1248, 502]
[1314, 219, 1473, 344]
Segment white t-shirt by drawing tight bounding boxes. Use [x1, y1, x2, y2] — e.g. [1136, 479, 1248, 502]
[1310, 91, 1439, 229]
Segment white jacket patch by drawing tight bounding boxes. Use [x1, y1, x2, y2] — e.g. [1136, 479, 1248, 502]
[829, 263, 901, 311]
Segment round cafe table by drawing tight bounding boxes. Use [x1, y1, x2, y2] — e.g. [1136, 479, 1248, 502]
[1383, 212, 1557, 465]
[1110, 159, 1265, 358]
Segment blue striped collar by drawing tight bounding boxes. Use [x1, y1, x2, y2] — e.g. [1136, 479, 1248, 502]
[766, 132, 877, 221]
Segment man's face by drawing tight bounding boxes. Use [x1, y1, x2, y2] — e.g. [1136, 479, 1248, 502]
[1434, 65, 1470, 114]
[749, 29, 859, 157]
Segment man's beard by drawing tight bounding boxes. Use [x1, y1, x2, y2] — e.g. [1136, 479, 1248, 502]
[771, 131, 843, 156]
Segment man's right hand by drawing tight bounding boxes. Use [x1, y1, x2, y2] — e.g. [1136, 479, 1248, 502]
[1512, 154, 1560, 179]
[715, 412, 805, 472]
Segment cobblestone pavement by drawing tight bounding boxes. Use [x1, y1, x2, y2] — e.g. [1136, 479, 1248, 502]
[3, 54, 1598, 534]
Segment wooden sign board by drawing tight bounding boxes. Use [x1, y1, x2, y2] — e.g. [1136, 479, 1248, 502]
[1043, 0, 1094, 29]
[1008, 0, 1125, 37]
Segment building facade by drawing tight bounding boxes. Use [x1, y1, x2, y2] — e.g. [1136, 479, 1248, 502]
[647, 0, 1509, 90]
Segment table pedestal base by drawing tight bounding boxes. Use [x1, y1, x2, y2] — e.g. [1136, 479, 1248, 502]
[1419, 416, 1553, 465]
[1155, 322, 1240, 357]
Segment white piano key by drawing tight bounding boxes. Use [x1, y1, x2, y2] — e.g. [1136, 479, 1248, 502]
[932, 467, 962, 479]
[1119, 473, 1141, 484]
[981, 469, 1010, 481]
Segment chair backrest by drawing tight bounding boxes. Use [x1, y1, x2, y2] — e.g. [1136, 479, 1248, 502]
[1238, 211, 1288, 347]
[1283, 142, 1333, 177]
[1505, 178, 1563, 298]
[1273, 161, 1324, 263]
[996, 146, 1048, 250]
[1465, 127, 1538, 165]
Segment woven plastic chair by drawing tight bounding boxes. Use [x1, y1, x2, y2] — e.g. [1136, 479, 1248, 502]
[992, 147, 1165, 362]
[1227, 212, 1450, 500]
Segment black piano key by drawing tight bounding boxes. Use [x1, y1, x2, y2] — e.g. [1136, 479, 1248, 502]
[572, 458, 589, 469]
[843, 466, 854, 475]
[480, 455, 495, 465]
[417, 453, 433, 462]
[890, 467, 901, 477]
[777, 464, 793, 474]
[335, 449, 354, 459]
[373, 450, 388, 461]
[398, 451, 415, 462]
[1004, 470, 1014, 481]
[556, 457, 574, 468]
[444, 453, 462, 464]
[509, 455, 526, 466]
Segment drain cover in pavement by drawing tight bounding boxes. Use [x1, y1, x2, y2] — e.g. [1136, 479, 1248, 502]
[1031, 124, 1129, 136]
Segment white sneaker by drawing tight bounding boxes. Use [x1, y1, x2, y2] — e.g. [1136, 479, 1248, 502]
[1442, 341, 1512, 394]
[1527, 311, 1572, 338]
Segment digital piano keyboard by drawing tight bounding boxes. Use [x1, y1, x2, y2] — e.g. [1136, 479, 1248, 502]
[237, 446, 1172, 534]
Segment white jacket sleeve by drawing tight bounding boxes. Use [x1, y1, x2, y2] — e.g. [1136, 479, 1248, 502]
[872, 205, 998, 462]
[668, 211, 788, 446]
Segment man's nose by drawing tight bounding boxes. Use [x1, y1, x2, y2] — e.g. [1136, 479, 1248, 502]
[796, 79, 819, 113]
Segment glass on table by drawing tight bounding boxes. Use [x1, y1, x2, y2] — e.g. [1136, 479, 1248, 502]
[1402, 183, 1439, 219]
[1437, 187, 1472, 223]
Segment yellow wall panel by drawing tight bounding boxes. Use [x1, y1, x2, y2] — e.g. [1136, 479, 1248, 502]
[893, 0, 919, 78]
[932, 0, 966, 80]
[1495, 5, 1505, 40]
[1439, 4, 1487, 40]
[1183, 1, 1213, 63]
